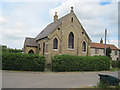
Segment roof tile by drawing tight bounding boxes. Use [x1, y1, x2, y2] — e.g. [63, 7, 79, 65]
[90, 43, 118, 50]
[24, 37, 38, 47]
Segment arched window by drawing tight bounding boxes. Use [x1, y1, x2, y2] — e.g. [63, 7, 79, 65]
[53, 38, 58, 49]
[68, 32, 74, 49]
[71, 17, 73, 22]
[82, 41, 86, 52]
[28, 49, 34, 54]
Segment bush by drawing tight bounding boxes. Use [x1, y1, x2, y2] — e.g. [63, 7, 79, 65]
[95, 81, 120, 88]
[2, 52, 46, 71]
[51, 55, 110, 72]
[96, 81, 110, 88]
[111, 60, 120, 68]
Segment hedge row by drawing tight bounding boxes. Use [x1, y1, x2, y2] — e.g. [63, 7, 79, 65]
[51, 55, 110, 72]
[2, 52, 46, 71]
[111, 60, 120, 68]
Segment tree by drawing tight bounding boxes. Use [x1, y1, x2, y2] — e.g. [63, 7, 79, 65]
[0, 45, 22, 53]
[106, 47, 111, 58]
[0, 45, 8, 52]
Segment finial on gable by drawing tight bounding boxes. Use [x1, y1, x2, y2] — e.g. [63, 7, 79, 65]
[54, 11, 58, 22]
[71, 6, 74, 13]
[55, 12, 57, 15]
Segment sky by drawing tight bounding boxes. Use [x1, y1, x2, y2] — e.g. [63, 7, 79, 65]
[0, 0, 119, 49]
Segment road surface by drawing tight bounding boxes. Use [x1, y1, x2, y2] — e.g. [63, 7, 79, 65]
[2, 70, 119, 88]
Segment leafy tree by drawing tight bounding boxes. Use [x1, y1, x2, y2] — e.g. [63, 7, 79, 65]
[106, 47, 111, 58]
[0, 45, 7, 52]
[0, 45, 22, 53]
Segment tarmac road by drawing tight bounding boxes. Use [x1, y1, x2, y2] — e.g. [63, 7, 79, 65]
[2, 70, 119, 88]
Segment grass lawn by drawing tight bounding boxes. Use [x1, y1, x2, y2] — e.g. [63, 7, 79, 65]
[110, 68, 120, 71]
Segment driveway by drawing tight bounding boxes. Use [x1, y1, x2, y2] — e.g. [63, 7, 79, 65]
[2, 70, 119, 88]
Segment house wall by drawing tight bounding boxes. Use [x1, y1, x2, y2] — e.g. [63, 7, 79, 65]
[90, 48, 119, 60]
[111, 50, 119, 60]
[61, 12, 91, 56]
[37, 38, 52, 63]
[90, 48, 104, 56]
[24, 46, 37, 54]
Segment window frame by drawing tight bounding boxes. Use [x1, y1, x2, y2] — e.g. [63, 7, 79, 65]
[115, 50, 117, 55]
[82, 41, 86, 53]
[95, 48, 99, 54]
[53, 38, 58, 50]
[68, 32, 74, 49]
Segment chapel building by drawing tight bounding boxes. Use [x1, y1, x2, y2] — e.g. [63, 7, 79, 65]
[24, 7, 92, 63]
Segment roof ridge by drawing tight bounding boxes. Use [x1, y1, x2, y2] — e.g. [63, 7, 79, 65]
[91, 42, 118, 50]
[91, 42, 116, 46]
[25, 37, 35, 39]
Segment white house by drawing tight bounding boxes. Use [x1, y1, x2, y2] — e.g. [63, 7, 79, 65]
[90, 40, 119, 60]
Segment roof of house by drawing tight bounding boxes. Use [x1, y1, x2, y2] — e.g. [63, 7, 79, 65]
[90, 43, 118, 50]
[24, 37, 38, 47]
[35, 13, 70, 41]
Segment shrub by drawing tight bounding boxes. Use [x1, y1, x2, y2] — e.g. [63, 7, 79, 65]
[95, 81, 120, 88]
[96, 81, 110, 88]
[111, 60, 120, 68]
[51, 55, 110, 72]
[2, 52, 46, 71]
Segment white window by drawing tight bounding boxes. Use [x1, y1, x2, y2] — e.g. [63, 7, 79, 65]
[115, 50, 117, 55]
[95, 48, 99, 54]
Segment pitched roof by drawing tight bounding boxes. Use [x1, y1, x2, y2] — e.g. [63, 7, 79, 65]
[90, 43, 118, 50]
[24, 37, 38, 47]
[35, 13, 70, 41]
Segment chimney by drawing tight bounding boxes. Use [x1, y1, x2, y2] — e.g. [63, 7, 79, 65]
[100, 38, 103, 44]
[70, 6, 74, 13]
[54, 12, 58, 22]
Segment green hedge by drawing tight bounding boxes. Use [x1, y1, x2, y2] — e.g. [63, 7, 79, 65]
[2, 52, 46, 71]
[111, 60, 120, 68]
[51, 55, 110, 72]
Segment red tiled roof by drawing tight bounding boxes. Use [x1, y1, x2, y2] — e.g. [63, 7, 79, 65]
[90, 43, 118, 50]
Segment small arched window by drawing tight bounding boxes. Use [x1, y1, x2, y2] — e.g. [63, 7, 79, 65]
[82, 41, 86, 52]
[68, 32, 74, 49]
[53, 38, 58, 49]
[28, 49, 34, 54]
[71, 17, 73, 22]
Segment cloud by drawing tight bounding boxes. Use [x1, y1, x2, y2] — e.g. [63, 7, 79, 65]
[107, 40, 119, 48]
[1, 0, 66, 3]
[0, 26, 2, 44]
[2, 2, 53, 48]
[0, 16, 8, 24]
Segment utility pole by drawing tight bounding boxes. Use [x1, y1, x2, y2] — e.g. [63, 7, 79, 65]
[104, 29, 107, 56]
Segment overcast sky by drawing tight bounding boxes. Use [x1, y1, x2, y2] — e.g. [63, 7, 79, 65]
[0, 0, 119, 49]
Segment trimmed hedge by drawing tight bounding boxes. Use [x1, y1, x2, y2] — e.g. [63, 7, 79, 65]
[52, 55, 110, 72]
[2, 52, 46, 71]
[111, 60, 120, 68]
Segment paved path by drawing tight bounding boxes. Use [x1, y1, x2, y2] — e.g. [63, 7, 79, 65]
[2, 70, 119, 88]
